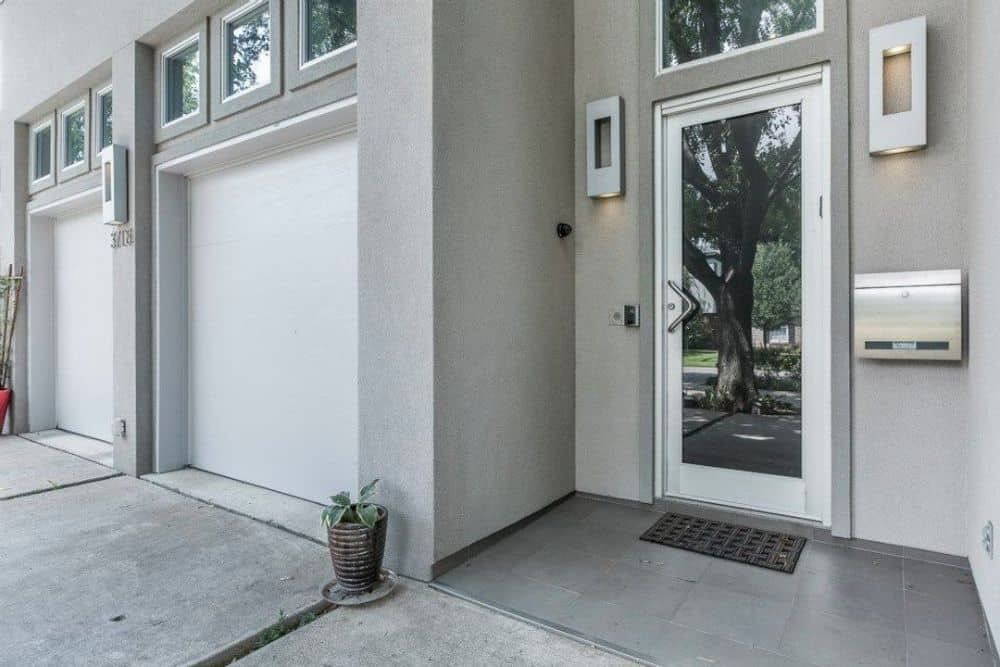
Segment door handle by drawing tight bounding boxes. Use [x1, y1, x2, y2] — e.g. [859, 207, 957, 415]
[666, 280, 700, 333]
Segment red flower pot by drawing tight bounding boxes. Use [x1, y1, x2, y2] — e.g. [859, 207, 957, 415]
[0, 388, 11, 433]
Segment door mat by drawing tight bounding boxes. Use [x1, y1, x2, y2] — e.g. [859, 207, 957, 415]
[640, 512, 806, 574]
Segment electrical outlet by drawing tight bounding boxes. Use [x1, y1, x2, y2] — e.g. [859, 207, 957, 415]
[112, 418, 126, 439]
[983, 521, 994, 560]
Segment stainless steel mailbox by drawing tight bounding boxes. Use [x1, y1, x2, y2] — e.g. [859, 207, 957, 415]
[855, 270, 963, 361]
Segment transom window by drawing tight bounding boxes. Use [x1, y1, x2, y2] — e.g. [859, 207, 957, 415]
[661, 0, 819, 70]
[164, 37, 201, 123]
[98, 88, 113, 150]
[302, 0, 356, 65]
[62, 104, 87, 168]
[225, 2, 272, 97]
[32, 123, 52, 182]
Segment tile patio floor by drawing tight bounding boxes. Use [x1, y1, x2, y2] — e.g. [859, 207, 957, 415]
[434, 496, 994, 667]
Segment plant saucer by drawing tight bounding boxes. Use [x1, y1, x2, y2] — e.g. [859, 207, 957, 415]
[321, 568, 398, 606]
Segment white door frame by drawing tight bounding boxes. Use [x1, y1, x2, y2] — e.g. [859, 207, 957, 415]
[25, 186, 105, 434]
[653, 65, 832, 524]
[152, 96, 357, 472]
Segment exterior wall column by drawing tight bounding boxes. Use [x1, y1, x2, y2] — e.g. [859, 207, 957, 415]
[357, 0, 436, 580]
[110, 43, 155, 476]
[8, 123, 30, 434]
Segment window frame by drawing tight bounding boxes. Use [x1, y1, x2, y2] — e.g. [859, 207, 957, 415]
[91, 82, 113, 170]
[285, 0, 357, 91]
[28, 113, 57, 193]
[155, 21, 210, 143]
[57, 96, 90, 181]
[655, 0, 824, 75]
[211, 0, 282, 120]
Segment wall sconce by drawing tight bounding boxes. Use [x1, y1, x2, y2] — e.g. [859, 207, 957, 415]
[869, 16, 926, 156]
[586, 96, 623, 198]
[101, 144, 128, 225]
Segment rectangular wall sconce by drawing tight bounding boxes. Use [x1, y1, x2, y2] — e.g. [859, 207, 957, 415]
[869, 16, 927, 155]
[586, 96, 623, 198]
[101, 144, 128, 225]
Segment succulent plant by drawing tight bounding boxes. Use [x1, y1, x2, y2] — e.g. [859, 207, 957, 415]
[322, 479, 380, 529]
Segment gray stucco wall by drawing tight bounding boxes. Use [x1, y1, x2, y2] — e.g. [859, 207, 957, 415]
[573, 0, 645, 502]
[357, 0, 437, 580]
[965, 0, 999, 637]
[848, 0, 969, 556]
[573, 0, 970, 555]
[575, 0, 852, 529]
[431, 0, 576, 561]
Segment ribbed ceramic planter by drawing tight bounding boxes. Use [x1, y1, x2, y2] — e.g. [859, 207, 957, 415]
[326, 506, 388, 595]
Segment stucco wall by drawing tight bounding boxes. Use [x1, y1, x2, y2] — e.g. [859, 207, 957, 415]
[965, 0, 999, 637]
[357, 0, 436, 579]
[431, 0, 576, 561]
[575, 0, 851, 522]
[0, 0, 200, 265]
[573, 1, 644, 501]
[848, 0, 969, 556]
[574, 0, 967, 555]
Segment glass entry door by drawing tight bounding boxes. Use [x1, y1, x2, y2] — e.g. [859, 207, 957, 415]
[661, 76, 830, 521]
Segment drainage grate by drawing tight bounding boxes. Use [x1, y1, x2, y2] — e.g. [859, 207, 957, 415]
[640, 513, 806, 574]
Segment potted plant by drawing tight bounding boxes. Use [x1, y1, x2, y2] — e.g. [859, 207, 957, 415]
[321, 479, 387, 595]
[0, 266, 24, 431]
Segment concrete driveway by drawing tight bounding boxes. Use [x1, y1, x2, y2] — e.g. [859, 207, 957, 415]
[0, 438, 631, 666]
[0, 471, 329, 666]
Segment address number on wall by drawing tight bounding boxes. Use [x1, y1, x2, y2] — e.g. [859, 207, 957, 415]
[111, 226, 134, 249]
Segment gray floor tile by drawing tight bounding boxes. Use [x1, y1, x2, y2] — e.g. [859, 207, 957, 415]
[435, 559, 515, 597]
[545, 496, 605, 522]
[584, 501, 666, 535]
[701, 558, 800, 602]
[579, 560, 695, 620]
[906, 632, 994, 667]
[672, 582, 794, 651]
[646, 622, 800, 667]
[797, 541, 903, 587]
[904, 590, 989, 651]
[553, 595, 668, 657]
[618, 540, 714, 582]
[556, 599, 766, 667]
[749, 650, 820, 667]
[511, 543, 613, 594]
[469, 533, 548, 571]
[795, 566, 905, 632]
[515, 510, 592, 545]
[472, 569, 581, 620]
[435, 500, 990, 667]
[903, 558, 979, 605]
[778, 605, 906, 667]
[563, 522, 643, 562]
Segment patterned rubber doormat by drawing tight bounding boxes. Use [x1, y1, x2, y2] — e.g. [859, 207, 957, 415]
[640, 513, 806, 573]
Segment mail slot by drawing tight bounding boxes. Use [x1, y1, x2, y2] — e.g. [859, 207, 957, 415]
[854, 270, 963, 361]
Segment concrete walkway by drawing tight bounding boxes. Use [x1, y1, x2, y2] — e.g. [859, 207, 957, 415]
[0, 473, 329, 666]
[238, 580, 635, 666]
[0, 435, 117, 499]
[0, 439, 631, 666]
[20, 429, 114, 467]
[144, 467, 327, 544]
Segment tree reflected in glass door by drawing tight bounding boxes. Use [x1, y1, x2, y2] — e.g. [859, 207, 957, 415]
[680, 104, 803, 478]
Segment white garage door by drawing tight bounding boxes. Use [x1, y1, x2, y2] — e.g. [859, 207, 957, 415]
[53, 206, 113, 442]
[187, 133, 358, 504]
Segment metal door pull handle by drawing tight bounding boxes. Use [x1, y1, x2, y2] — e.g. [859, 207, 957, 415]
[666, 280, 700, 332]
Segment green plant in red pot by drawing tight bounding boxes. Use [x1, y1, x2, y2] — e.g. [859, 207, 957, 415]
[322, 479, 387, 595]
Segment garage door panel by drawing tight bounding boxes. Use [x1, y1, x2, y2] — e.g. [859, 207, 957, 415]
[53, 206, 113, 442]
[188, 133, 358, 504]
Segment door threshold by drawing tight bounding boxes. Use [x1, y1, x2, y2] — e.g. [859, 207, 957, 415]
[657, 494, 826, 539]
